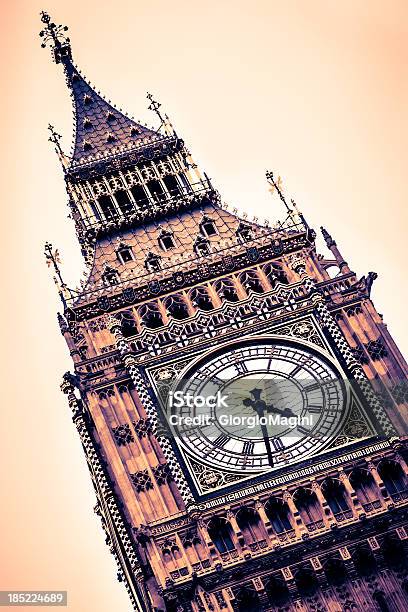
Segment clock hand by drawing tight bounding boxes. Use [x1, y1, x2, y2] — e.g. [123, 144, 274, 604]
[243, 395, 274, 468]
[264, 403, 295, 418]
[260, 419, 274, 468]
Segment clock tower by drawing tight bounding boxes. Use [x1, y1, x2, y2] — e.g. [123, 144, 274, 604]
[41, 13, 408, 612]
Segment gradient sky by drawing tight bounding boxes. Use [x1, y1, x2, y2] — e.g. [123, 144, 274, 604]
[1, 1, 407, 610]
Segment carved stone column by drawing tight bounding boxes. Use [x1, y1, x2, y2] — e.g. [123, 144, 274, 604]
[226, 510, 245, 553]
[339, 470, 365, 518]
[366, 461, 391, 505]
[197, 519, 217, 561]
[311, 481, 336, 527]
[283, 491, 308, 537]
[254, 500, 277, 544]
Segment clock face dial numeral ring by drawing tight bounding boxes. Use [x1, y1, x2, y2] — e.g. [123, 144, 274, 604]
[163, 339, 347, 474]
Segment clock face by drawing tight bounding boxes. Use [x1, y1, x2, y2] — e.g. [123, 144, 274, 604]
[165, 339, 347, 474]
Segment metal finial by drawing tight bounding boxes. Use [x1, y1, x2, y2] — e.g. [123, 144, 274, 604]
[48, 124, 63, 156]
[44, 242, 65, 287]
[146, 92, 164, 122]
[266, 170, 290, 212]
[321, 226, 336, 248]
[39, 11, 71, 64]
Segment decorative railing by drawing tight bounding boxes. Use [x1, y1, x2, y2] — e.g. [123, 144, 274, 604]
[333, 509, 354, 522]
[305, 519, 325, 532]
[248, 539, 268, 552]
[276, 529, 296, 542]
[390, 489, 408, 503]
[362, 499, 382, 513]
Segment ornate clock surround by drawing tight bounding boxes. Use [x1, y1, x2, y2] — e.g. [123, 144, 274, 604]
[145, 315, 380, 499]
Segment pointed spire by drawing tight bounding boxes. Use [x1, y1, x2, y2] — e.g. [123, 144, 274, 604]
[39, 11, 72, 65]
[320, 227, 351, 274]
[40, 12, 163, 167]
[321, 226, 336, 248]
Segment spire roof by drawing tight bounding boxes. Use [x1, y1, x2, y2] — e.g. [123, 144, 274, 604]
[40, 11, 162, 167]
[66, 69, 160, 164]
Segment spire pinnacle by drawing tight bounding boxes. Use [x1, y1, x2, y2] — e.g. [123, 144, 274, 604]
[147, 92, 176, 137]
[39, 11, 72, 65]
[146, 92, 164, 123]
[48, 124, 69, 167]
[321, 226, 336, 248]
[266, 170, 291, 212]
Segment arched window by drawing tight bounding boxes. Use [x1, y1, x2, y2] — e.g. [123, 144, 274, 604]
[235, 507, 264, 544]
[119, 310, 138, 338]
[163, 174, 180, 196]
[381, 535, 407, 569]
[321, 478, 351, 521]
[293, 488, 324, 531]
[266, 575, 289, 607]
[236, 222, 253, 243]
[138, 302, 164, 329]
[264, 497, 293, 536]
[116, 243, 134, 264]
[294, 567, 319, 597]
[163, 295, 189, 321]
[147, 179, 165, 202]
[114, 189, 134, 215]
[207, 517, 235, 553]
[214, 278, 239, 303]
[263, 262, 288, 286]
[102, 266, 120, 286]
[239, 269, 265, 294]
[145, 251, 162, 273]
[200, 216, 217, 237]
[190, 287, 214, 311]
[373, 591, 390, 612]
[130, 184, 148, 208]
[194, 235, 211, 257]
[378, 459, 408, 501]
[158, 229, 176, 251]
[353, 546, 377, 577]
[324, 558, 347, 586]
[349, 468, 381, 512]
[234, 587, 261, 612]
[98, 194, 116, 220]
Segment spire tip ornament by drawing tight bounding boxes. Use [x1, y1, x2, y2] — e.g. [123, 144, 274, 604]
[39, 11, 71, 64]
[266, 170, 290, 212]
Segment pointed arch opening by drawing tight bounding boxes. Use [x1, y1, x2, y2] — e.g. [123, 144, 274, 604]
[377, 459, 408, 502]
[293, 487, 324, 532]
[321, 478, 352, 521]
[349, 467, 381, 512]
[207, 516, 235, 554]
[235, 507, 265, 545]
[264, 497, 294, 540]
[138, 302, 164, 329]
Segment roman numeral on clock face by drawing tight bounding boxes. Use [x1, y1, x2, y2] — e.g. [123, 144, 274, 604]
[272, 437, 285, 451]
[307, 405, 322, 414]
[305, 382, 322, 392]
[243, 441, 254, 455]
[234, 361, 248, 375]
[213, 434, 229, 448]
